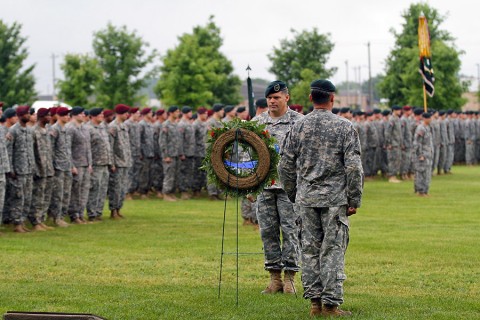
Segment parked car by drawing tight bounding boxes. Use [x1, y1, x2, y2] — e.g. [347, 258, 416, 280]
[31, 101, 71, 112]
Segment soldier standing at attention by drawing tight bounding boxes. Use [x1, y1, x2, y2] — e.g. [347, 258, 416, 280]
[192, 107, 208, 197]
[160, 106, 181, 201]
[413, 113, 434, 196]
[178, 106, 195, 200]
[2, 108, 18, 225]
[108, 104, 132, 219]
[125, 107, 141, 197]
[6, 106, 36, 232]
[252, 80, 303, 295]
[67, 107, 92, 223]
[278, 79, 363, 317]
[86, 108, 113, 221]
[29, 108, 55, 231]
[385, 106, 403, 183]
[138, 108, 156, 198]
[0, 103, 12, 234]
[151, 109, 166, 198]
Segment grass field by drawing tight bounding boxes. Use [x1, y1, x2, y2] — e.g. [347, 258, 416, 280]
[0, 165, 479, 319]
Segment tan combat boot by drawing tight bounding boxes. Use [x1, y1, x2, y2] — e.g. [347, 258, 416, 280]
[13, 224, 27, 233]
[261, 270, 283, 294]
[164, 194, 177, 202]
[55, 218, 69, 227]
[283, 270, 297, 294]
[321, 304, 352, 317]
[32, 224, 47, 232]
[310, 298, 322, 317]
[388, 176, 401, 183]
[181, 192, 191, 200]
[110, 209, 121, 220]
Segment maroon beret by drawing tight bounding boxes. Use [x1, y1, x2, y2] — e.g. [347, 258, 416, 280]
[49, 107, 58, 116]
[207, 110, 214, 117]
[103, 109, 114, 117]
[156, 109, 165, 116]
[197, 107, 207, 115]
[57, 107, 70, 116]
[16, 105, 30, 117]
[402, 105, 412, 111]
[37, 108, 50, 117]
[0, 102, 4, 108]
[128, 107, 139, 114]
[115, 104, 130, 114]
[140, 108, 152, 115]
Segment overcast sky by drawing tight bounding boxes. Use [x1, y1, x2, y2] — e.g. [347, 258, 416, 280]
[2, 0, 479, 96]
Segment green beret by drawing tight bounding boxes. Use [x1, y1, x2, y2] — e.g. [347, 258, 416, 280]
[255, 98, 267, 108]
[265, 80, 287, 97]
[168, 106, 179, 113]
[4, 108, 16, 119]
[224, 105, 235, 113]
[310, 79, 336, 93]
[89, 107, 103, 117]
[71, 106, 85, 116]
[181, 106, 192, 114]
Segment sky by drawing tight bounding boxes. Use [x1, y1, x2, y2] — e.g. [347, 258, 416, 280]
[2, 0, 479, 96]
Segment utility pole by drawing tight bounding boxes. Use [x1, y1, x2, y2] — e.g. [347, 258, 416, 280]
[367, 42, 373, 109]
[345, 60, 349, 106]
[358, 66, 362, 109]
[52, 53, 58, 100]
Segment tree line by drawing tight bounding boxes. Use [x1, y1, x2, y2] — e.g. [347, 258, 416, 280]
[0, 3, 469, 111]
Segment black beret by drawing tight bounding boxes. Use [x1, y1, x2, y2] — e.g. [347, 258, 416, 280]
[191, 113, 198, 120]
[365, 111, 374, 117]
[382, 110, 391, 116]
[255, 98, 268, 108]
[89, 107, 103, 117]
[212, 104, 224, 112]
[265, 80, 287, 97]
[224, 105, 235, 113]
[310, 79, 336, 93]
[236, 106, 246, 113]
[439, 111, 446, 116]
[391, 105, 401, 111]
[373, 108, 381, 114]
[181, 106, 192, 114]
[422, 112, 432, 119]
[168, 106, 179, 113]
[29, 107, 35, 115]
[340, 107, 350, 113]
[84, 110, 90, 116]
[71, 106, 85, 116]
[447, 110, 454, 115]
[413, 108, 423, 116]
[332, 107, 339, 114]
[0, 116, 5, 123]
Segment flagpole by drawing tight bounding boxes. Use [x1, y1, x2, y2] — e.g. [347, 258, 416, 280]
[423, 84, 428, 112]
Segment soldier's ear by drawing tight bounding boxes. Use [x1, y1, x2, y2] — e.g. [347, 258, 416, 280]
[309, 94, 313, 102]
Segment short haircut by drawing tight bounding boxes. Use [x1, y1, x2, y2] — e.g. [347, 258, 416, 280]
[310, 89, 331, 104]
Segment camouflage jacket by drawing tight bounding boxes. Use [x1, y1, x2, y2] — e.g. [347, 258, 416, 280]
[7, 123, 35, 175]
[178, 119, 195, 157]
[66, 122, 92, 168]
[385, 115, 402, 147]
[32, 124, 54, 177]
[89, 122, 113, 166]
[193, 119, 207, 157]
[159, 119, 180, 158]
[0, 125, 12, 174]
[50, 123, 73, 171]
[413, 123, 434, 164]
[125, 119, 141, 157]
[109, 119, 132, 168]
[139, 120, 155, 158]
[278, 109, 364, 208]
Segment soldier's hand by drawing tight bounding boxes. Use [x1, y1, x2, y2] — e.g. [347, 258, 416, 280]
[7, 171, 17, 180]
[72, 167, 78, 176]
[164, 157, 172, 163]
[180, 155, 186, 161]
[347, 207, 357, 216]
[88, 166, 93, 174]
[419, 156, 425, 161]
[246, 195, 255, 203]
[110, 165, 116, 173]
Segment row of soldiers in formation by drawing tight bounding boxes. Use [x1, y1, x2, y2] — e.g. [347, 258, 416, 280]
[0, 100, 268, 234]
[1, 100, 479, 233]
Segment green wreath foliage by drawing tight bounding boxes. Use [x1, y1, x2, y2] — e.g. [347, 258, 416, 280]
[202, 118, 280, 197]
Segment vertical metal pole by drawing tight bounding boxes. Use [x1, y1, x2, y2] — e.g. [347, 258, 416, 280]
[368, 42, 373, 109]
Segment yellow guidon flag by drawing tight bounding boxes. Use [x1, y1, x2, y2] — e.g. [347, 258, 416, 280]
[418, 12, 434, 98]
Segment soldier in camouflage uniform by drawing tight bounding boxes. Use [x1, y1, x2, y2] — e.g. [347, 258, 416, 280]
[160, 106, 181, 201]
[125, 107, 142, 196]
[364, 111, 379, 179]
[400, 106, 413, 180]
[252, 81, 302, 295]
[108, 104, 132, 219]
[177, 106, 196, 199]
[86, 108, 112, 221]
[29, 108, 55, 231]
[430, 111, 441, 171]
[151, 109, 166, 198]
[444, 110, 456, 174]
[5, 106, 36, 232]
[50, 107, 73, 227]
[205, 104, 225, 200]
[192, 107, 208, 197]
[66, 107, 92, 223]
[437, 111, 448, 174]
[465, 111, 477, 165]
[1, 108, 16, 226]
[385, 106, 403, 183]
[278, 79, 363, 317]
[138, 108, 156, 198]
[0, 111, 11, 233]
[413, 113, 434, 196]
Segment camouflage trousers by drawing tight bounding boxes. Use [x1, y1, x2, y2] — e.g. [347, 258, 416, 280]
[298, 205, 349, 306]
[241, 197, 257, 222]
[444, 144, 455, 173]
[207, 184, 221, 196]
[432, 144, 440, 171]
[192, 156, 206, 192]
[178, 156, 194, 192]
[387, 147, 401, 177]
[414, 159, 432, 194]
[150, 158, 164, 192]
[401, 148, 412, 175]
[29, 176, 53, 225]
[364, 147, 377, 177]
[0, 174, 5, 225]
[128, 156, 142, 193]
[87, 165, 109, 219]
[437, 145, 447, 173]
[139, 157, 154, 194]
[454, 139, 465, 163]
[5, 173, 34, 225]
[50, 170, 73, 220]
[256, 189, 300, 272]
[465, 141, 476, 165]
[68, 167, 91, 220]
[162, 157, 178, 194]
[108, 167, 129, 211]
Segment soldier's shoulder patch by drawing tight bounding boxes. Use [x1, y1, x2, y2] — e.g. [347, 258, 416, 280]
[109, 128, 116, 136]
[162, 127, 168, 133]
[417, 129, 425, 137]
[5, 133, 13, 141]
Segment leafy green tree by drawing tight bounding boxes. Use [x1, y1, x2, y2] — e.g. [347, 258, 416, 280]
[379, 3, 466, 109]
[289, 68, 316, 109]
[93, 23, 158, 107]
[57, 53, 102, 108]
[155, 16, 241, 107]
[268, 28, 336, 88]
[0, 20, 36, 107]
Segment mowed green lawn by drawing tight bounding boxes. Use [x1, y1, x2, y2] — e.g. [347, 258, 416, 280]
[0, 165, 479, 319]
